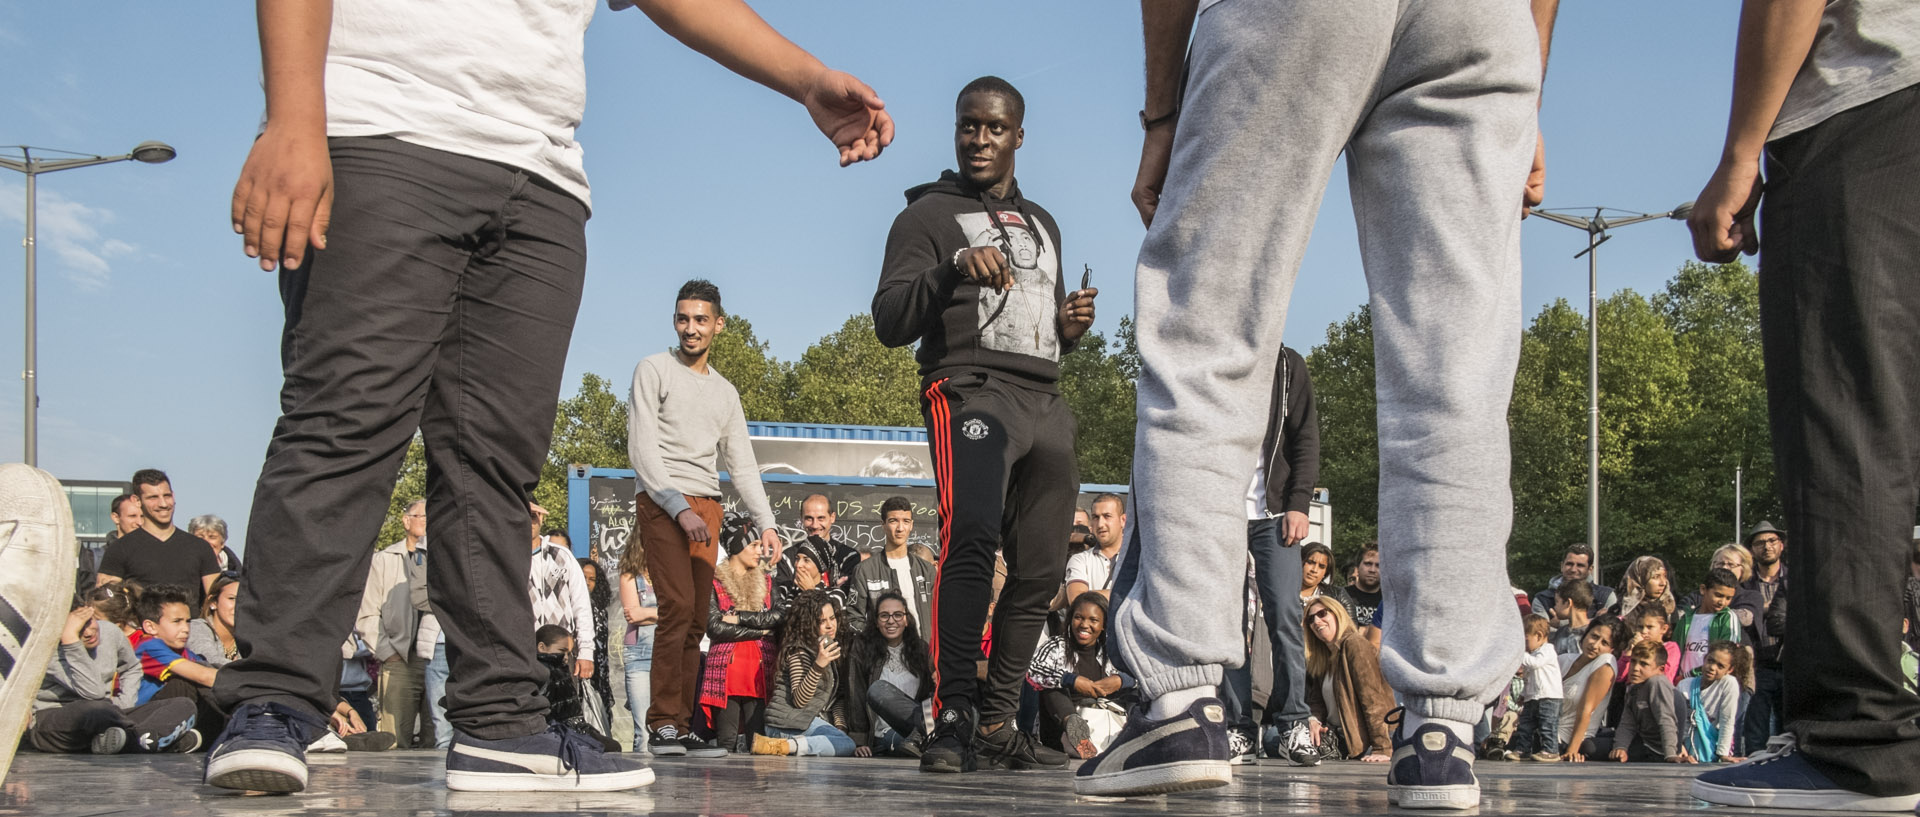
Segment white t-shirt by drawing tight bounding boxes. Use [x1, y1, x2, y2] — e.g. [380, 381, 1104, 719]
[1065, 549, 1115, 593]
[886, 554, 919, 629]
[1679, 614, 1716, 677]
[320, 0, 636, 209]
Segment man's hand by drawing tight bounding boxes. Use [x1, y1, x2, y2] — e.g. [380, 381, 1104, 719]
[1282, 510, 1310, 546]
[955, 246, 1013, 292]
[1608, 747, 1628, 762]
[853, 745, 873, 757]
[795, 559, 823, 591]
[1522, 132, 1546, 216]
[233, 124, 332, 272]
[1132, 125, 1175, 227]
[1058, 287, 1097, 344]
[574, 659, 594, 679]
[676, 509, 710, 543]
[1688, 158, 1763, 263]
[800, 69, 894, 167]
[760, 528, 783, 564]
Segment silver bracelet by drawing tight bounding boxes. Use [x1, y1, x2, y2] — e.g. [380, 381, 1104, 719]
[952, 246, 968, 272]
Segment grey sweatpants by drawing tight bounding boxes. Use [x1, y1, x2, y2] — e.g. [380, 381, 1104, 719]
[1111, 0, 1540, 726]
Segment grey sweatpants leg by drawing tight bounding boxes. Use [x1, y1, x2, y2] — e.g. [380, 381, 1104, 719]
[1112, 0, 1539, 726]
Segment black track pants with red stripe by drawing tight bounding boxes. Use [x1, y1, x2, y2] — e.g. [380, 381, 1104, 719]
[921, 371, 1077, 726]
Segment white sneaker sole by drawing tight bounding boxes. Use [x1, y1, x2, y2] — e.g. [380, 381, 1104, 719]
[1388, 783, 1480, 810]
[0, 464, 78, 785]
[1690, 778, 1920, 812]
[206, 748, 310, 793]
[1073, 759, 1231, 797]
[446, 766, 654, 792]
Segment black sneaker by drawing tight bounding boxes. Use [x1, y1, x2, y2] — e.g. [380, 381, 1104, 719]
[343, 731, 399, 752]
[1690, 733, 1920, 812]
[1385, 711, 1479, 810]
[91, 726, 129, 755]
[446, 722, 654, 792]
[1072, 697, 1232, 797]
[0, 464, 78, 784]
[204, 703, 325, 793]
[978, 721, 1066, 770]
[172, 729, 204, 754]
[1281, 719, 1319, 767]
[1227, 727, 1257, 766]
[647, 725, 687, 757]
[681, 735, 727, 758]
[919, 705, 977, 774]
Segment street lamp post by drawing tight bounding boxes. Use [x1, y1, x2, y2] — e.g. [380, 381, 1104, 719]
[1526, 202, 1692, 575]
[0, 142, 175, 466]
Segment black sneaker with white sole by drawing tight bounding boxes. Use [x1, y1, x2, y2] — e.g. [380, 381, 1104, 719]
[90, 726, 128, 755]
[680, 735, 727, 758]
[204, 703, 326, 792]
[446, 721, 653, 792]
[647, 725, 687, 757]
[1072, 697, 1232, 797]
[0, 464, 79, 784]
[1385, 711, 1480, 810]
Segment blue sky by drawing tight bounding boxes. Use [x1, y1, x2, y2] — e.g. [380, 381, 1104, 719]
[0, 1, 1740, 552]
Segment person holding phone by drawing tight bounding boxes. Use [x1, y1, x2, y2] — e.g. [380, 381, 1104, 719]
[872, 76, 1096, 775]
[754, 590, 857, 757]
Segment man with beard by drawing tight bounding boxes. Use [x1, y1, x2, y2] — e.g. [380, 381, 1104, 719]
[873, 76, 1097, 774]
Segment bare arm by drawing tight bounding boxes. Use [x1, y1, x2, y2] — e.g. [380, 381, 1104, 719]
[169, 659, 219, 688]
[233, 0, 334, 272]
[1687, 0, 1825, 262]
[1131, 0, 1199, 227]
[1523, 0, 1561, 211]
[632, 0, 892, 166]
[1563, 669, 1613, 761]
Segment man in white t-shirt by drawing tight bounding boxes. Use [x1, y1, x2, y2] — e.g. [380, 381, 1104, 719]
[1063, 494, 1126, 602]
[852, 497, 935, 633]
[206, 0, 892, 796]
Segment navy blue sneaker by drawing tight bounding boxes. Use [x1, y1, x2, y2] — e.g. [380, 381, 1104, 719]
[1691, 734, 1920, 812]
[1072, 697, 1232, 797]
[1386, 711, 1479, 810]
[446, 721, 654, 792]
[204, 702, 326, 793]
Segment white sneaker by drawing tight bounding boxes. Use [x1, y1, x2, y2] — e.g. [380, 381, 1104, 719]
[308, 732, 349, 753]
[0, 464, 78, 784]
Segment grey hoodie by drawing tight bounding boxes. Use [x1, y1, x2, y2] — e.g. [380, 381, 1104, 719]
[37, 625, 140, 710]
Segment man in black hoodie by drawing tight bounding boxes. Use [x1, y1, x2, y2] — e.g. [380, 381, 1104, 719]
[873, 75, 1097, 775]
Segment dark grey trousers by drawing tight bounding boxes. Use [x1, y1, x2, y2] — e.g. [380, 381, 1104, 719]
[213, 136, 588, 740]
[1760, 83, 1920, 796]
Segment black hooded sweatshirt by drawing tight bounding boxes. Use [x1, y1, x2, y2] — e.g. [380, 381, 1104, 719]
[873, 171, 1074, 390]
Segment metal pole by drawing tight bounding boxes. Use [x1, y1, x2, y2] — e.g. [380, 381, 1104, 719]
[23, 165, 36, 467]
[1734, 466, 1743, 542]
[1587, 224, 1600, 573]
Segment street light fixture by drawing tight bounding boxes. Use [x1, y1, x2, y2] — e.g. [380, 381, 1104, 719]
[1526, 201, 1692, 575]
[0, 142, 176, 467]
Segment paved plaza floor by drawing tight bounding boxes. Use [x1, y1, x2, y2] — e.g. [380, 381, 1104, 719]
[0, 750, 1764, 816]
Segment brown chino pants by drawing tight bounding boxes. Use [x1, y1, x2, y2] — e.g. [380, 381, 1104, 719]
[638, 493, 722, 732]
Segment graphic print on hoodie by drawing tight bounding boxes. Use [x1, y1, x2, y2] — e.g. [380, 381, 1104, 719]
[874, 170, 1070, 389]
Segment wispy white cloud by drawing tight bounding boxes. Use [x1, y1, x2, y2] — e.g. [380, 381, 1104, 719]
[0, 179, 135, 291]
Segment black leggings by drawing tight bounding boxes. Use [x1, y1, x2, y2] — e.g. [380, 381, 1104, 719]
[26, 698, 197, 753]
[711, 696, 767, 747]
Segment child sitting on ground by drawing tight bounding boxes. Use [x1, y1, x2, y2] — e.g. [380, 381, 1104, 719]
[1676, 568, 1742, 677]
[535, 625, 618, 752]
[132, 583, 225, 739]
[1608, 641, 1687, 763]
[1507, 614, 1564, 761]
[1678, 640, 1747, 763]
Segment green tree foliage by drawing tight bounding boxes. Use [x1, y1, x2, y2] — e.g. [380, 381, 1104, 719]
[708, 314, 792, 423]
[786, 314, 922, 427]
[1309, 262, 1773, 591]
[1060, 316, 1140, 485]
[1303, 306, 1379, 569]
[374, 435, 428, 549]
[531, 372, 635, 530]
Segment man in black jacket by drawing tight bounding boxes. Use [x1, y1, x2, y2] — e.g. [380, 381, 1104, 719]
[1224, 346, 1320, 766]
[872, 76, 1096, 775]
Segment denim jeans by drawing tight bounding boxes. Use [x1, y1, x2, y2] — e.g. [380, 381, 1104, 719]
[622, 644, 652, 753]
[866, 680, 925, 740]
[1510, 697, 1561, 755]
[1246, 518, 1309, 725]
[768, 717, 857, 757]
[424, 637, 451, 749]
